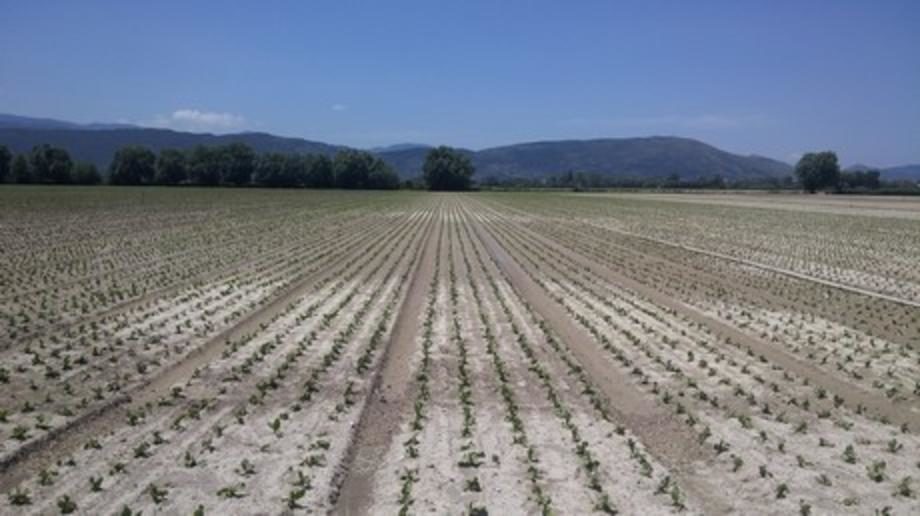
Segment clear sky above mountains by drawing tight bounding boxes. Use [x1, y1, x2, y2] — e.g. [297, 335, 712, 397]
[1, 1, 917, 166]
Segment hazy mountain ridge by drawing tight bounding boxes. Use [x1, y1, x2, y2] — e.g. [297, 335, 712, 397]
[0, 113, 137, 131]
[375, 137, 792, 181]
[880, 164, 920, 181]
[0, 126, 343, 169]
[5, 112, 916, 182]
[368, 143, 432, 153]
[472, 137, 792, 181]
[845, 163, 920, 181]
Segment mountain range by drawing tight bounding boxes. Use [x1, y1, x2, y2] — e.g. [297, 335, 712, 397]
[845, 163, 920, 181]
[0, 113, 137, 131]
[2, 113, 917, 182]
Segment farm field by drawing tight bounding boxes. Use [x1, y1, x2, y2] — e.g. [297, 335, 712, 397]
[1, 186, 919, 515]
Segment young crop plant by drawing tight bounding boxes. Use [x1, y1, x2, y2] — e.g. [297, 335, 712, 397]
[395, 234, 443, 509]
[57, 495, 78, 514]
[287, 486, 307, 509]
[7, 488, 32, 506]
[217, 483, 247, 499]
[867, 461, 887, 482]
[147, 483, 169, 504]
[456, 227, 563, 513]
[89, 475, 104, 492]
[397, 468, 419, 515]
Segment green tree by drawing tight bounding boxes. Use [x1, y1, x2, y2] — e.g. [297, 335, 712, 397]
[188, 145, 221, 185]
[283, 154, 307, 187]
[0, 145, 11, 183]
[30, 144, 74, 184]
[334, 150, 372, 189]
[155, 149, 188, 185]
[12, 154, 31, 183]
[795, 151, 840, 193]
[558, 170, 576, 188]
[333, 150, 395, 189]
[110, 146, 156, 185]
[839, 169, 881, 190]
[220, 143, 256, 186]
[254, 152, 287, 187]
[367, 163, 400, 190]
[305, 154, 335, 188]
[423, 146, 474, 191]
[72, 162, 102, 185]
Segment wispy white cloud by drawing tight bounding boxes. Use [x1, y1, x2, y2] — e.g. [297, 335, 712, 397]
[149, 109, 247, 133]
[331, 103, 347, 112]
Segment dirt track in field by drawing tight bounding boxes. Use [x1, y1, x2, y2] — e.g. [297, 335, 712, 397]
[332, 209, 440, 513]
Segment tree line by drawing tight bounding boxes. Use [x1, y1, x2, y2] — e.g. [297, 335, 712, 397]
[0, 144, 103, 185]
[0, 143, 400, 189]
[485, 151, 909, 193]
[0, 143, 476, 191]
[110, 144, 403, 189]
[794, 151, 889, 193]
[520, 171, 734, 190]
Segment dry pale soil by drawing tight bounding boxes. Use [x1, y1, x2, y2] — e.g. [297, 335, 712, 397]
[1, 187, 918, 515]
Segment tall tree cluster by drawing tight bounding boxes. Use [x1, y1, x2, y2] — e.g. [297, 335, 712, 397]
[115, 143, 400, 189]
[333, 149, 400, 190]
[0, 142, 400, 189]
[110, 146, 156, 185]
[838, 169, 881, 190]
[795, 151, 841, 193]
[0, 144, 101, 185]
[0, 145, 10, 183]
[150, 144, 398, 189]
[423, 146, 475, 191]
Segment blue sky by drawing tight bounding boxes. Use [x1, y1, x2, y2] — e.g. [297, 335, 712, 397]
[1, 1, 917, 165]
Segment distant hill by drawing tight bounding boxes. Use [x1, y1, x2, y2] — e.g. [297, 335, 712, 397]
[378, 137, 792, 181]
[844, 163, 874, 173]
[4, 112, 918, 184]
[882, 165, 920, 181]
[376, 146, 475, 179]
[0, 127, 343, 169]
[0, 113, 136, 131]
[2, 127, 792, 182]
[846, 163, 920, 182]
[368, 143, 432, 153]
[473, 137, 792, 181]
[25, 113, 920, 183]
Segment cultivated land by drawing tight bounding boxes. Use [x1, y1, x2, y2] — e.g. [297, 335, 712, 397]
[1, 186, 919, 515]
